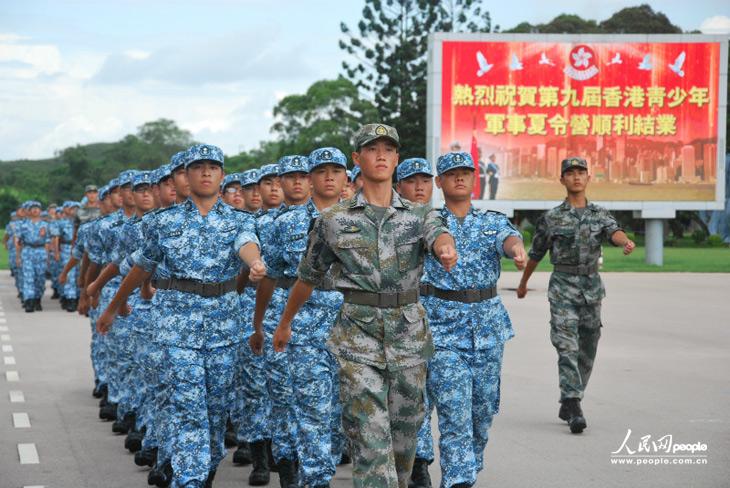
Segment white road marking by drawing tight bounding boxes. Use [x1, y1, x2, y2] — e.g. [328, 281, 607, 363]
[18, 443, 40, 464]
[24, 486, 45, 488]
[1, 344, 12, 352]
[6, 370, 20, 381]
[0, 318, 7, 324]
[9, 390, 25, 403]
[4, 356, 16, 365]
[13, 412, 31, 428]
[0, 325, 8, 331]
[0, 334, 10, 341]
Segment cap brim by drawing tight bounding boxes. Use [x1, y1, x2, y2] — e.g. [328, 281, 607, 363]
[357, 135, 400, 149]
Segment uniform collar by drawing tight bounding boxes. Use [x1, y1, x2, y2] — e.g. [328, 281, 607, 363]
[350, 189, 409, 210]
[183, 197, 228, 214]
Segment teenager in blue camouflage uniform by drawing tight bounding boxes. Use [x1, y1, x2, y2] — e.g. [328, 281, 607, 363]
[57, 201, 80, 311]
[15, 201, 51, 312]
[48, 204, 63, 300]
[3, 210, 21, 293]
[394, 158, 437, 488]
[270, 147, 349, 488]
[421, 152, 526, 488]
[251, 155, 311, 488]
[98, 144, 267, 488]
[518, 157, 635, 434]
[273, 124, 458, 488]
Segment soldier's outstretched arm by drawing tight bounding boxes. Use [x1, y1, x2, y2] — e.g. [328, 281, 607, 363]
[250, 277, 276, 355]
[433, 233, 458, 272]
[87, 262, 120, 297]
[503, 235, 527, 270]
[96, 265, 152, 334]
[610, 230, 635, 255]
[517, 259, 540, 298]
[59, 255, 79, 284]
[273, 279, 315, 352]
[238, 241, 266, 282]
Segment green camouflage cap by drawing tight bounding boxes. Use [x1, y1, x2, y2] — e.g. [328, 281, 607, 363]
[561, 157, 588, 175]
[353, 123, 400, 150]
[84, 184, 99, 192]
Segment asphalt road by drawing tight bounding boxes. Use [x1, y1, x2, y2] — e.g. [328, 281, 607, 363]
[1, 270, 729, 488]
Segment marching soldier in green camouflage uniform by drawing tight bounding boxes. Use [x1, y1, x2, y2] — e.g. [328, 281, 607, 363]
[271, 123, 458, 488]
[517, 157, 635, 434]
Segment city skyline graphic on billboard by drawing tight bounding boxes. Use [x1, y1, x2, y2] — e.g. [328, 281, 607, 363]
[441, 40, 721, 201]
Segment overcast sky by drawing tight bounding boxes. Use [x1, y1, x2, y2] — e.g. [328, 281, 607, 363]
[1, 0, 729, 161]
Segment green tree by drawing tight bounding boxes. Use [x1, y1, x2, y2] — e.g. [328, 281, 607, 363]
[599, 4, 681, 33]
[271, 77, 379, 156]
[137, 118, 194, 148]
[340, 0, 493, 157]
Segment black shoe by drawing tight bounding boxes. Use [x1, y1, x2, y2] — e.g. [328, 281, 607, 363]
[224, 430, 237, 449]
[34, 299, 42, 311]
[135, 447, 157, 467]
[24, 300, 34, 313]
[409, 458, 432, 488]
[112, 419, 128, 434]
[70, 299, 79, 312]
[125, 429, 144, 452]
[311, 485, 330, 488]
[266, 439, 277, 472]
[113, 411, 136, 434]
[563, 398, 587, 434]
[277, 458, 298, 488]
[248, 440, 271, 486]
[52, 289, 60, 299]
[232, 441, 252, 465]
[204, 470, 216, 488]
[451, 484, 473, 488]
[92, 381, 103, 398]
[558, 401, 570, 422]
[99, 402, 117, 421]
[149, 460, 172, 487]
[338, 450, 351, 465]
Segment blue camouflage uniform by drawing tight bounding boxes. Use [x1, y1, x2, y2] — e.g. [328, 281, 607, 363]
[6, 214, 19, 286]
[270, 148, 347, 485]
[58, 202, 80, 299]
[133, 144, 260, 487]
[48, 211, 63, 295]
[420, 152, 521, 488]
[257, 155, 310, 465]
[17, 202, 50, 301]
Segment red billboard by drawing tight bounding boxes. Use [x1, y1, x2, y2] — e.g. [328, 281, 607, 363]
[440, 39, 722, 201]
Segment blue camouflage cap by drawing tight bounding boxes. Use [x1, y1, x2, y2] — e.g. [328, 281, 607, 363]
[41, 210, 49, 217]
[98, 185, 110, 200]
[277, 155, 309, 176]
[308, 147, 348, 171]
[351, 165, 361, 181]
[62, 200, 80, 209]
[221, 173, 242, 190]
[11, 211, 17, 218]
[257, 163, 279, 182]
[118, 170, 139, 187]
[27, 200, 42, 209]
[132, 171, 154, 189]
[186, 144, 225, 168]
[397, 158, 433, 182]
[169, 151, 187, 172]
[156, 164, 173, 183]
[346, 170, 353, 181]
[437, 151, 475, 176]
[109, 178, 121, 190]
[241, 169, 260, 187]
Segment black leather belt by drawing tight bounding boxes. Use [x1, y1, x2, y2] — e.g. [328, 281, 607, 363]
[60, 240, 73, 244]
[276, 277, 297, 289]
[554, 264, 599, 275]
[24, 243, 46, 248]
[154, 277, 237, 297]
[342, 289, 419, 308]
[420, 284, 497, 303]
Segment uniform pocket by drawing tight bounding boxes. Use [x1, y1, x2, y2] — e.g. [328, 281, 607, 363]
[396, 236, 421, 272]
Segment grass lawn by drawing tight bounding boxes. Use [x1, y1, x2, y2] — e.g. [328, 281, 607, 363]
[501, 244, 730, 273]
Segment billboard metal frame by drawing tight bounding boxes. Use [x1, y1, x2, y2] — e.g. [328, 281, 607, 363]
[426, 33, 728, 218]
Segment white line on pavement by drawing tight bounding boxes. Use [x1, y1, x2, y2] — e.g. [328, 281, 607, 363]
[6, 371, 20, 381]
[1, 344, 11, 352]
[18, 443, 39, 464]
[0, 334, 10, 341]
[4, 356, 16, 365]
[0, 318, 7, 324]
[9, 390, 25, 403]
[0, 325, 8, 331]
[13, 412, 31, 428]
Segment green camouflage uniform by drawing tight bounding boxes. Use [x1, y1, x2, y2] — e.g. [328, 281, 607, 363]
[297, 190, 448, 488]
[528, 199, 621, 402]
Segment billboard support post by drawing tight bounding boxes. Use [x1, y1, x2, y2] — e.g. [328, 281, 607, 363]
[645, 219, 665, 266]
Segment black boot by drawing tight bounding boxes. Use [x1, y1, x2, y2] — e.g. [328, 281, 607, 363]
[99, 402, 117, 421]
[409, 457, 432, 488]
[338, 449, 351, 465]
[34, 298, 42, 311]
[558, 400, 570, 422]
[148, 460, 172, 487]
[125, 428, 144, 452]
[24, 300, 34, 313]
[450, 484, 473, 488]
[135, 447, 157, 467]
[248, 440, 271, 486]
[204, 469, 216, 488]
[52, 289, 59, 299]
[232, 441, 252, 465]
[98, 385, 109, 407]
[92, 380, 103, 398]
[277, 458, 298, 488]
[564, 398, 587, 434]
